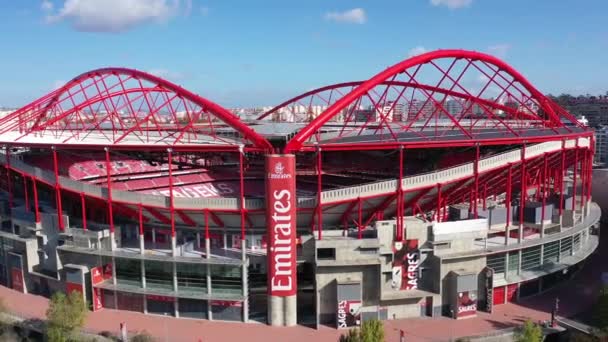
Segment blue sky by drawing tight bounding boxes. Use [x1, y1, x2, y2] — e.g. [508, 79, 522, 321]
[0, 0, 607, 107]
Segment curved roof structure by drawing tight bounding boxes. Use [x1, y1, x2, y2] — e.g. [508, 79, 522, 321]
[0, 68, 272, 151]
[269, 50, 588, 152]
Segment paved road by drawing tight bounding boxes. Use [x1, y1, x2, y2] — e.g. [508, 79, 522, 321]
[0, 227, 603, 342]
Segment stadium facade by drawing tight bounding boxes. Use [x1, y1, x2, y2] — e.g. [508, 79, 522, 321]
[0, 50, 600, 328]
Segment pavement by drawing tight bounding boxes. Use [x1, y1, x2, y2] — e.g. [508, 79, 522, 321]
[0, 227, 604, 342]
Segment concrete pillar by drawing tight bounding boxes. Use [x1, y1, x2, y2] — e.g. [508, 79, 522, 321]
[143, 295, 148, 314]
[540, 244, 545, 265]
[223, 231, 227, 249]
[196, 232, 201, 249]
[141, 259, 146, 288]
[504, 252, 509, 278]
[284, 295, 297, 326]
[206, 238, 212, 320]
[109, 231, 116, 251]
[139, 234, 145, 255]
[241, 239, 249, 323]
[269, 296, 284, 326]
[518, 224, 523, 244]
[172, 262, 178, 291]
[171, 235, 177, 257]
[175, 298, 179, 318]
[152, 229, 156, 244]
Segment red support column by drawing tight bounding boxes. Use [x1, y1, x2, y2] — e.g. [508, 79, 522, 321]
[316, 146, 323, 240]
[474, 144, 480, 219]
[22, 173, 29, 212]
[518, 144, 526, 243]
[138, 204, 144, 236]
[5, 146, 12, 211]
[572, 144, 579, 212]
[436, 183, 442, 222]
[397, 146, 404, 241]
[31, 176, 40, 224]
[357, 197, 362, 240]
[204, 209, 210, 240]
[559, 141, 566, 221]
[104, 148, 114, 235]
[540, 153, 548, 237]
[238, 146, 246, 242]
[482, 183, 487, 211]
[52, 147, 64, 231]
[505, 163, 512, 245]
[80, 192, 87, 231]
[167, 148, 175, 239]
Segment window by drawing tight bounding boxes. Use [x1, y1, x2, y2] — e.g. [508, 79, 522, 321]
[145, 260, 174, 290]
[560, 237, 572, 257]
[115, 258, 141, 287]
[486, 253, 506, 275]
[177, 262, 207, 294]
[521, 245, 542, 271]
[507, 251, 519, 275]
[543, 241, 560, 264]
[210, 265, 242, 295]
[317, 248, 336, 260]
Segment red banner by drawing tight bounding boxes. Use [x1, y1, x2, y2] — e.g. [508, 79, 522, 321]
[92, 287, 103, 311]
[265, 155, 297, 297]
[457, 291, 477, 318]
[91, 266, 105, 285]
[392, 240, 420, 290]
[11, 268, 24, 293]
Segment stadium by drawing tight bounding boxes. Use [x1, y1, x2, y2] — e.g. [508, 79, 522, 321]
[0, 50, 599, 328]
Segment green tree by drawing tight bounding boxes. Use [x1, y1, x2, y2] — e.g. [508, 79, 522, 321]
[130, 331, 157, 342]
[338, 319, 384, 342]
[45, 291, 88, 342]
[514, 320, 543, 342]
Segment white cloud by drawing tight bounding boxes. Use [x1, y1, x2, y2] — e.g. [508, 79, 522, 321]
[487, 44, 511, 59]
[44, 0, 186, 33]
[324, 8, 366, 24]
[430, 0, 473, 9]
[148, 69, 186, 81]
[408, 46, 428, 57]
[41, 0, 54, 12]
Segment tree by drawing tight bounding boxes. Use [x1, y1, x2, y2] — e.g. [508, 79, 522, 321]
[338, 319, 385, 342]
[514, 320, 543, 342]
[45, 291, 88, 342]
[130, 331, 157, 342]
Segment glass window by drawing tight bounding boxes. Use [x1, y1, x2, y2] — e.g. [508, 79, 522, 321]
[521, 245, 542, 271]
[178, 298, 207, 319]
[177, 262, 207, 294]
[486, 253, 505, 276]
[543, 241, 560, 264]
[560, 236, 572, 257]
[507, 251, 519, 275]
[145, 260, 174, 291]
[116, 291, 143, 312]
[210, 265, 242, 295]
[115, 258, 141, 287]
[573, 233, 581, 254]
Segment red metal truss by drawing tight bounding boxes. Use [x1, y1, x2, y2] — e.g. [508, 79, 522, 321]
[284, 50, 588, 152]
[0, 68, 272, 151]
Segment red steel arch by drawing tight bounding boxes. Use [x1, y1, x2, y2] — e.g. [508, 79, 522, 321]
[257, 81, 540, 123]
[0, 68, 272, 151]
[284, 49, 585, 152]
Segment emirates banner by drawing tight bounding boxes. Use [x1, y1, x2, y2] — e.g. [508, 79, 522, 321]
[457, 291, 477, 318]
[265, 155, 297, 297]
